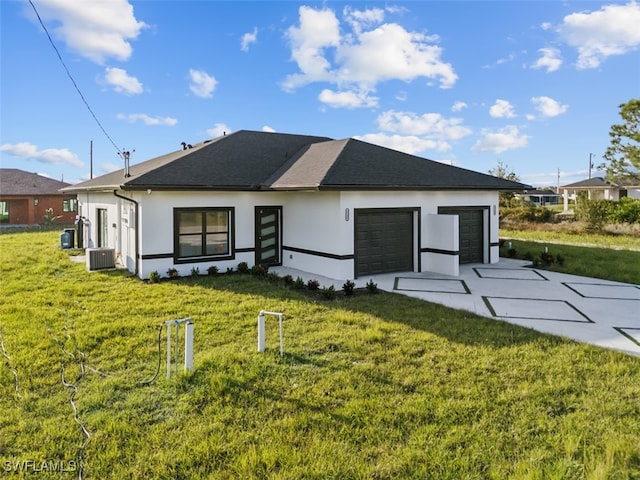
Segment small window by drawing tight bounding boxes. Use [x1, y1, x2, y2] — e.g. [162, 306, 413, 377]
[63, 198, 78, 212]
[174, 208, 234, 262]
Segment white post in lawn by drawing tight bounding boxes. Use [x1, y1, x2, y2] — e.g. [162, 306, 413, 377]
[184, 319, 194, 372]
[257, 311, 266, 352]
[257, 310, 284, 356]
[165, 318, 194, 378]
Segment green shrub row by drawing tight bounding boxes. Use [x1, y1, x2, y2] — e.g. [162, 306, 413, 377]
[149, 262, 380, 298]
[501, 197, 640, 226]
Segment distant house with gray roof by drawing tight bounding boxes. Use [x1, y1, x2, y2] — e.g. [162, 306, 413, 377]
[560, 177, 640, 212]
[63, 130, 528, 280]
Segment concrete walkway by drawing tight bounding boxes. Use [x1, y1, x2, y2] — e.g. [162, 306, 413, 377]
[273, 259, 640, 357]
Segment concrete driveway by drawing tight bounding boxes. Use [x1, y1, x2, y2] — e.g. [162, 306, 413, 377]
[273, 259, 640, 357]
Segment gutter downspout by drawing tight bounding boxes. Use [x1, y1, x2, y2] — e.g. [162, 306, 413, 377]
[113, 190, 139, 277]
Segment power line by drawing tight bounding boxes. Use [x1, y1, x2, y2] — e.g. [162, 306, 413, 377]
[27, 0, 124, 158]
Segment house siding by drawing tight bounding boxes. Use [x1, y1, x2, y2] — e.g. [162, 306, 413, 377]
[78, 189, 500, 281]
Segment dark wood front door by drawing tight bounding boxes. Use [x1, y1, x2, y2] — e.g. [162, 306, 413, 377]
[255, 207, 281, 266]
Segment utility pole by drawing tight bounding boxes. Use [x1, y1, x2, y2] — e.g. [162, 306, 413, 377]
[589, 153, 594, 179]
[557, 168, 560, 194]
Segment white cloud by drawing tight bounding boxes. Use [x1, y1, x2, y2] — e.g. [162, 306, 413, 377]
[241, 27, 258, 52]
[530, 96, 568, 117]
[31, 0, 146, 64]
[355, 133, 446, 156]
[355, 109, 472, 156]
[116, 113, 177, 126]
[540, 22, 552, 31]
[206, 123, 231, 137]
[262, 126, 276, 133]
[377, 110, 472, 141]
[451, 101, 467, 112]
[558, 1, 640, 69]
[335, 23, 456, 88]
[189, 69, 217, 98]
[531, 47, 562, 72]
[471, 126, 529, 154]
[343, 6, 385, 34]
[283, 6, 341, 90]
[318, 88, 378, 109]
[395, 90, 408, 101]
[0, 142, 83, 167]
[282, 5, 457, 99]
[489, 99, 516, 118]
[103, 67, 143, 95]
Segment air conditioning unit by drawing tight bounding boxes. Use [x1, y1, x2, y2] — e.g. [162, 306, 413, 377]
[86, 248, 115, 271]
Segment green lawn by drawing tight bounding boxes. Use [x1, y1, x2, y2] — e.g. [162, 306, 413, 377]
[500, 227, 640, 251]
[2, 232, 640, 479]
[498, 239, 640, 285]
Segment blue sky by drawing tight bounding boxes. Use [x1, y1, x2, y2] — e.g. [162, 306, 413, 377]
[1, 1, 639, 187]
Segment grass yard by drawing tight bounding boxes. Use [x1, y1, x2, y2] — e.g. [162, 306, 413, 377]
[499, 233, 640, 285]
[500, 226, 640, 252]
[1, 232, 640, 479]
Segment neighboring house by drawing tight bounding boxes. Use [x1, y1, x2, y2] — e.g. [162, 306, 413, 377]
[515, 189, 561, 206]
[0, 168, 78, 225]
[62, 130, 528, 280]
[560, 177, 640, 212]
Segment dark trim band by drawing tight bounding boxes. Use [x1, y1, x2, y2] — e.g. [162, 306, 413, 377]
[283, 245, 354, 261]
[421, 247, 459, 256]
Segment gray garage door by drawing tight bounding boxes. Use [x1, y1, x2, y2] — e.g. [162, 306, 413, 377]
[355, 210, 413, 277]
[453, 209, 484, 264]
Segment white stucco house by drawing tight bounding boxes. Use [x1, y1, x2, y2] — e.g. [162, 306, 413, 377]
[63, 130, 528, 280]
[560, 177, 640, 212]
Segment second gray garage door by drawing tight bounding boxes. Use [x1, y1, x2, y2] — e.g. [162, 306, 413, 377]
[355, 210, 414, 277]
[439, 207, 484, 264]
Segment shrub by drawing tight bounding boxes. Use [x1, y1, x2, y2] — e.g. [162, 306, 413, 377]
[282, 274, 294, 287]
[540, 251, 554, 266]
[366, 279, 378, 294]
[611, 197, 640, 224]
[343, 279, 356, 296]
[148, 271, 161, 283]
[293, 276, 306, 289]
[250, 264, 268, 277]
[226, 267, 234, 274]
[237, 262, 249, 274]
[507, 248, 517, 258]
[267, 272, 280, 283]
[207, 265, 219, 276]
[307, 279, 320, 291]
[321, 285, 336, 299]
[166, 268, 179, 279]
[190, 266, 200, 276]
[501, 202, 554, 223]
[574, 195, 613, 232]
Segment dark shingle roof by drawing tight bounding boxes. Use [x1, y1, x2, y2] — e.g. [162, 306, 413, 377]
[64, 130, 529, 192]
[0, 168, 71, 195]
[560, 177, 615, 189]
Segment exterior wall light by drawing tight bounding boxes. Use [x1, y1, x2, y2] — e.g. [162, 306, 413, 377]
[345, 208, 349, 221]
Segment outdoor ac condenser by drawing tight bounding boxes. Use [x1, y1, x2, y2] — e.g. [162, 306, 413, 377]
[86, 248, 115, 271]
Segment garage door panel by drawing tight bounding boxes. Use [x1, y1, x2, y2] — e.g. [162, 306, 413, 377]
[355, 211, 413, 277]
[453, 209, 483, 264]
